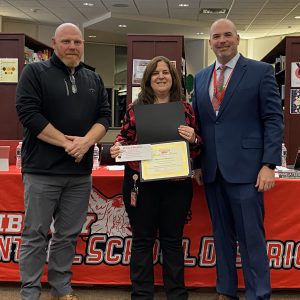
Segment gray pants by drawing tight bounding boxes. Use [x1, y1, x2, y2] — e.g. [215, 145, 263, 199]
[19, 173, 92, 300]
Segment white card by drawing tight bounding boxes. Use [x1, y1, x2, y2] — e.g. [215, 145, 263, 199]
[115, 144, 152, 162]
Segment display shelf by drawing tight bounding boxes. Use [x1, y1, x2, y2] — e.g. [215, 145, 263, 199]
[0, 33, 53, 139]
[261, 36, 300, 165]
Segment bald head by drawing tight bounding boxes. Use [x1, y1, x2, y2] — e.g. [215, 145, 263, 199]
[210, 18, 237, 37]
[51, 23, 84, 71]
[54, 23, 83, 40]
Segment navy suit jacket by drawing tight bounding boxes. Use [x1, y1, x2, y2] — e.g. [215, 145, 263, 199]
[193, 55, 283, 184]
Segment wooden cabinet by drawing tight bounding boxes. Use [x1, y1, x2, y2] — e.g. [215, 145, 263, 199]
[0, 33, 52, 139]
[126, 34, 185, 105]
[261, 36, 300, 165]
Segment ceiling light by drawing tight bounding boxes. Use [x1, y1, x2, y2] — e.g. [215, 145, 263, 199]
[178, 3, 189, 7]
[196, 32, 204, 35]
[295, 16, 300, 19]
[200, 8, 228, 14]
[112, 3, 129, 7]
[83, 2, 94, 6]
[118, 24, 127, 28]
[88, 35, 96, 38]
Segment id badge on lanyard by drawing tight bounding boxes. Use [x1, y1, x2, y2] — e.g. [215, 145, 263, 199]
[130, 174, 139, 207]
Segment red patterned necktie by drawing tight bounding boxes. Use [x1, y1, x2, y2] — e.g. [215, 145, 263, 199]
[212, 65, 227, 112]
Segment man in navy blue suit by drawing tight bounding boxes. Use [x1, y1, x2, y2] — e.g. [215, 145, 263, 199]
[193, 19, 283, 300]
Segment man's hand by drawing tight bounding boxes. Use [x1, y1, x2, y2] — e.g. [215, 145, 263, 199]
[255, 165, 275, 192]
[64, 135, 91, 162]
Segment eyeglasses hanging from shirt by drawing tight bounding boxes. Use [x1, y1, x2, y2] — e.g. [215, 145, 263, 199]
[69, 74, 77, 94]
[64, 74, 78, 96]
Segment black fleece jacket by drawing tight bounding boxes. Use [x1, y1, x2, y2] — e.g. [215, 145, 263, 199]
[16, 53, 111, 175]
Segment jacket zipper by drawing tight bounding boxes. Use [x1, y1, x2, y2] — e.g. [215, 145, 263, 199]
[64, 78, 69, 96]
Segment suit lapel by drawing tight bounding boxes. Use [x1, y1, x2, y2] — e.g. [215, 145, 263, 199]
[217, 56, 248, 118]
[203, 64, 216, 119]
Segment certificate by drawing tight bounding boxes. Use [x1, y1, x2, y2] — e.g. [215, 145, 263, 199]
[140, 141, 191, 181]
[115, 144, 152, 162]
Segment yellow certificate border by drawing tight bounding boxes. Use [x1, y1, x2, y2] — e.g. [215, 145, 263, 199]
[140, 141, 191, 181]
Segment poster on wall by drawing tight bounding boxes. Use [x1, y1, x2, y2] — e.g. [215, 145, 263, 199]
[132, 59, 177, 85]
[290, 88, 300, 114]
[0, 58, 18, 83]
[291, 62, 300, 87]
[132, 86, 141, 102]
[132, 59, 150, 84]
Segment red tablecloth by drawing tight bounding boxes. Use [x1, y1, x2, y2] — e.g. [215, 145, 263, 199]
[0, 166, 299, 287]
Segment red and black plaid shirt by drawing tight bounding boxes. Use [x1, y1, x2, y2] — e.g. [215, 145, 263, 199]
[114, 101, 201, 172]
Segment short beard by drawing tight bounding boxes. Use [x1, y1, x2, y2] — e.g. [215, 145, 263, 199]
[63, 58, 80, 68]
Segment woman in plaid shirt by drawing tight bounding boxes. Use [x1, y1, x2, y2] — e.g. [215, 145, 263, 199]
[110, 56, 201, 300]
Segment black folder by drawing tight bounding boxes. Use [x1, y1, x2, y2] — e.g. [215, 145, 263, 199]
[134, 101, 185, 144]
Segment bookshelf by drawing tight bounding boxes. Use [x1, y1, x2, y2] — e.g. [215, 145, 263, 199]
[261, 36, 300, 165]
[0, 33, 53, 139]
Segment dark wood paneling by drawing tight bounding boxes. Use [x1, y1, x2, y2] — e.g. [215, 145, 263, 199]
[155, 41, 182, 77]
[0, 34, 25, 139]
[132, 41, 155, 59]
[127, 35, 184, 104]
[0, 85, 22, 139]
[0, 33, 52, 140]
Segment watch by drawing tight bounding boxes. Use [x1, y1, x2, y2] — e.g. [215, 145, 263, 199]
[263, 163, 276, 170]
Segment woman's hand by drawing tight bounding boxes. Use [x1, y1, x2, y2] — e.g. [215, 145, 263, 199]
[192, 169, 203, 186]
[178, 125, 196, 143]
[110, 142, 121, 158]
